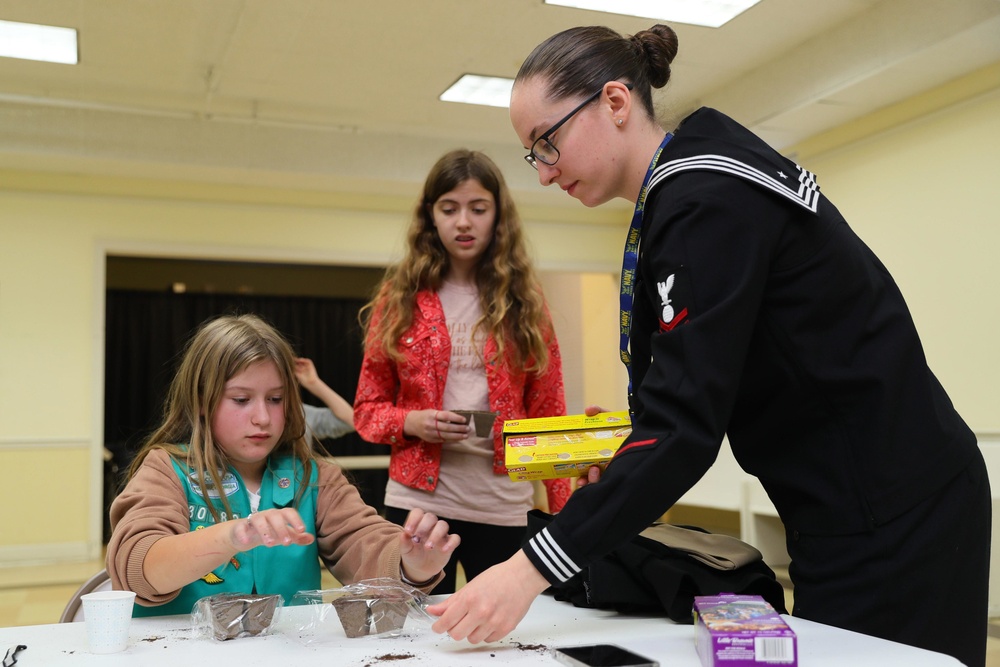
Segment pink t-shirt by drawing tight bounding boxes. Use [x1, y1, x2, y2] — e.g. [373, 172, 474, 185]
[384, 280, 533, 525]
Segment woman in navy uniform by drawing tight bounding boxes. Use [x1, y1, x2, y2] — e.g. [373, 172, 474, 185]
[428, 23, 990, 667]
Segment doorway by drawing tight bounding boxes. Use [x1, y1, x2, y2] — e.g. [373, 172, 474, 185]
[102, 256, 388, 540]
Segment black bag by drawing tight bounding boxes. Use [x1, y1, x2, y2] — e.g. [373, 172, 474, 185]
[525, 509, 788, 623]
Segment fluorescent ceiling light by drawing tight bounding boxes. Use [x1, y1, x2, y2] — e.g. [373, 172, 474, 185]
[440, 74, 514, 108]
[544, 0, 761, 28]
[0, 19, 78, 64]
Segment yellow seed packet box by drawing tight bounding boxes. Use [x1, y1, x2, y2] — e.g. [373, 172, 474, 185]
[504, 411, 632, 481]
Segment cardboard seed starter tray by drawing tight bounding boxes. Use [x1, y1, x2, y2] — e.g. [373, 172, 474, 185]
[504, 411, 632, 481]
[693, 594, 797, 667]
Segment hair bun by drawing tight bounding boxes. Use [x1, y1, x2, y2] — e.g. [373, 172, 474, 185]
[631, 24, 679, 90]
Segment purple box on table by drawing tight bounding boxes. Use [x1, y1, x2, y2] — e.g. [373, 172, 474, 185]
[693, 594, 797, 667]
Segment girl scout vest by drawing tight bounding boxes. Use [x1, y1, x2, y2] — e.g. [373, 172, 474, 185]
[133, 454, 320, 617]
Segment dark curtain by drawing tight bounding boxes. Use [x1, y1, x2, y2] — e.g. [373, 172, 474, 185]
[103, 289, 389, 539]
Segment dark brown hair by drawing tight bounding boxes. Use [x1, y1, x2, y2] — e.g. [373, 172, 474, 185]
[515, 24, 679, 119]
[359, 149, 555, 373]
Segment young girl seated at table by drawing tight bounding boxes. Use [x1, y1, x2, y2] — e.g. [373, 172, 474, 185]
[107, 313, 460, 616]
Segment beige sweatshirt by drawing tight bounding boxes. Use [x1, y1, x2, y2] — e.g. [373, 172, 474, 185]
[107, 448, 441, 607]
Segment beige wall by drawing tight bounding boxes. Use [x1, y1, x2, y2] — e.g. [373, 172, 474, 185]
[2, 78, 997, 567]
[796, 87, 1000, 431]
[0, 185, 626, 564]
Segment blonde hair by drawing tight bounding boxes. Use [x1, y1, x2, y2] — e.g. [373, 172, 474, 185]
[127, 314, 312, 522]
[360, 149, 555, 372]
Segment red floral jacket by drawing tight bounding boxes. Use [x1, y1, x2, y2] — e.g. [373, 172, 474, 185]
[354, 290, 571, 512]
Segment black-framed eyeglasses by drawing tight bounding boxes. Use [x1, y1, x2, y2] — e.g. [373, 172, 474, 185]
[524, 83, 632, 170]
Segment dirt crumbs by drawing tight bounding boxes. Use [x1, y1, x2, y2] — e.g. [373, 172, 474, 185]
[363, 653, 416, 665]
[512, 641, 549, 653]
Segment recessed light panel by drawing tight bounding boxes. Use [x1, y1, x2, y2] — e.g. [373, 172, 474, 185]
[0, 19, 78, 64]
[544, 0, 761, 28]
[440, 74, 515, 108]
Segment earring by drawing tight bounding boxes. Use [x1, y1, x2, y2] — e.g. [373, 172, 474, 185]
[616, 118, 624, 126]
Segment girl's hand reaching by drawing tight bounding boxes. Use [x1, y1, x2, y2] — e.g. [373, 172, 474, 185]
[234, 508, 316, 551]
[398, 508, 461, 584]
[144, 506, 316, 596]
[293, 357, 323, 393]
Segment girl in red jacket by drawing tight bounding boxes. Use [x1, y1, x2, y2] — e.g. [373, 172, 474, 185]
[354, 149, 570, 594]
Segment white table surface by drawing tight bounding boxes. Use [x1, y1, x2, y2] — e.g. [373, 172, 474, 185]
[0, 593, 962, 666]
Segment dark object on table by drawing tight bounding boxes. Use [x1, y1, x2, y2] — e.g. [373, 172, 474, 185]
[3, 645, 26, 667]
[553, 643, 658, 667]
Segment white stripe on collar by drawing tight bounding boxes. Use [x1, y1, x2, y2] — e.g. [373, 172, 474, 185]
[648, 154, 820, 213]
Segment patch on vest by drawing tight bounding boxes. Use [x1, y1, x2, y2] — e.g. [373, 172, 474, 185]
[188, 471, 240, 498]
[656, 267, 691, 332]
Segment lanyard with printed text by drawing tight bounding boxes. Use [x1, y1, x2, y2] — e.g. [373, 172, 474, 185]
[620, 132, 673, 406]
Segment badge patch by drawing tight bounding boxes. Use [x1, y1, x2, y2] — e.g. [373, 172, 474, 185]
[188, 471, 240, 498]
[656, 267, 691, 332]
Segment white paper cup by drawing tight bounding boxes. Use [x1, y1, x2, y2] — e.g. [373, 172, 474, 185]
[81, 590, 136, 654]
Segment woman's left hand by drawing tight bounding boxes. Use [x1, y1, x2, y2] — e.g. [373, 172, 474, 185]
[398, 508, 461, 584]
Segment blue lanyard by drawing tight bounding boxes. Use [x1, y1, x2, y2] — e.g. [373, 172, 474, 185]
[620, 132, 673, 404]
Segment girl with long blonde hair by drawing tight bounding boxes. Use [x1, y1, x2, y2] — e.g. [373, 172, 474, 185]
[108, 314, 458, 616]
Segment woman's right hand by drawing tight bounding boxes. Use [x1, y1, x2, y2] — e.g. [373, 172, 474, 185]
[404, 409, 474, 443]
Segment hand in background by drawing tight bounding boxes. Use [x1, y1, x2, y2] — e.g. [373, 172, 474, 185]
[294, 357, 323, 394]
[295, 357, 355, 427]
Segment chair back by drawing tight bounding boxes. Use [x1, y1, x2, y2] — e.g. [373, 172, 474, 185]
[59, 568, 113, 623]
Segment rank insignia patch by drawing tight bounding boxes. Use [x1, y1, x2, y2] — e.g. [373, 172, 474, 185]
[656, 267, 690, 332]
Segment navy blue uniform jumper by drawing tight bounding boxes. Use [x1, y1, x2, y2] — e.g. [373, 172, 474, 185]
[523, 108, 989, 666]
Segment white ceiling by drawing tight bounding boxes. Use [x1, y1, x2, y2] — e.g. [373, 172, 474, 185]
[1, 0, 998, 210]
